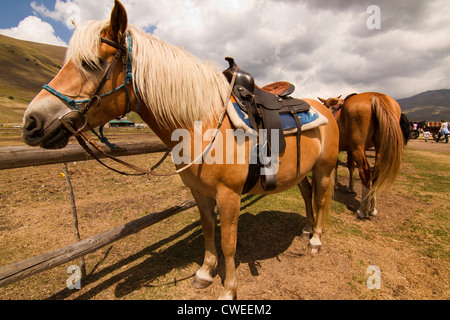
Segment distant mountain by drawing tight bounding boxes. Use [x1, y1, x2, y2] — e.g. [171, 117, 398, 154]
[397, 89, 450, 121]
[0, 34, 66, 124]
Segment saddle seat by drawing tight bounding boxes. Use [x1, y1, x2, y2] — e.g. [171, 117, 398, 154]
[260, 81, 295, 96]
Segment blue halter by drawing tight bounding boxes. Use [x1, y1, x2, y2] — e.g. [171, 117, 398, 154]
[42, 32, 140, 149]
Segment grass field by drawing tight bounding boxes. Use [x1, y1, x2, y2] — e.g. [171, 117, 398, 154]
[0, 130, 448, 300]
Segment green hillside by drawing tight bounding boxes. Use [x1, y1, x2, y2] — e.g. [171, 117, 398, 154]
[0, 34, 66, 125]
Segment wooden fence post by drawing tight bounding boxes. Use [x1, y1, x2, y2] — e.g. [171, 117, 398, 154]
[62, 162, 86, 278]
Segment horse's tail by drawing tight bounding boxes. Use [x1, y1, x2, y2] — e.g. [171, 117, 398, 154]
[369, 94, 404, 199]
[400, 113, 411, 145]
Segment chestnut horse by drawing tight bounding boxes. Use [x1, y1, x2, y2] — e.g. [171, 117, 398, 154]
[319, 93, 409, 219]
[22, 1, 338, 299]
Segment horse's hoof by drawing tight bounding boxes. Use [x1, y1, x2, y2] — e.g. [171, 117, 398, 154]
[218, 291, 236, 300]
[309, 237, 322, 254]
[192, 275, 212, 289]
[309, 245, 320, 254]
[356, 209, 368, 219]
[369, 208, 378, 216]
[301, 231, 311, 241]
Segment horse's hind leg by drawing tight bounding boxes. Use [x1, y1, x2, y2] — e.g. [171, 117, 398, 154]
[347, 151, 356, 193]
[191, 189, 218, 289]
[352, 148, 372, 218]
[298, 178, 313, 241]
[299, 166, 334, 254]
[309, 167, 334, 253]
[215, 187, 241, 300]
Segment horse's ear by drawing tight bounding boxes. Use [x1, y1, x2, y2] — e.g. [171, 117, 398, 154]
[318, 97, 326, 103]
[108, 0, 128, 41]
[337, 95, 342, 99]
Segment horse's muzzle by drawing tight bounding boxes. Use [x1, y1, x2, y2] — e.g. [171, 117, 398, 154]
[22, 110, 86, 149]
[22, 114, 45, 146]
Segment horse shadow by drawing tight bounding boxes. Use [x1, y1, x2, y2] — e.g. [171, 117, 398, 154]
[47, 195, 306, 299]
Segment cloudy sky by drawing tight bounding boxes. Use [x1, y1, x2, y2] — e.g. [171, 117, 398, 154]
[1, 0, 449, 99]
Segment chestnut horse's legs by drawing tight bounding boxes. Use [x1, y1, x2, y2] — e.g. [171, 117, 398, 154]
[347, 151, 356, 192]
[216, 187, 241, 300]
[298, 166, 334, 254]
[191, 189, 218, 289]
[298, 178, 313, 241]
[353, 147, 374, 218]
[309, 166, 333, 253]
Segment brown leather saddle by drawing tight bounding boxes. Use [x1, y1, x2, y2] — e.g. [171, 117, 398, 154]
[223, 57, 310, 193]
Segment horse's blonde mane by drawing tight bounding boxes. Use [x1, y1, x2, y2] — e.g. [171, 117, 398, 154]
[67, 20, 229, 129]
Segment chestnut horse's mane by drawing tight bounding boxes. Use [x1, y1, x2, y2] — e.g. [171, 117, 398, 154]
[66, 20, 229, 129]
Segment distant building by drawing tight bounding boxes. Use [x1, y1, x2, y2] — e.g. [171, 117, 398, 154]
[108, 118, 135, 128]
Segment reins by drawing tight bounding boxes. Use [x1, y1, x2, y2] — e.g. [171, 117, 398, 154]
[62, 120, 172, 178]
[46, 31, 238, 179]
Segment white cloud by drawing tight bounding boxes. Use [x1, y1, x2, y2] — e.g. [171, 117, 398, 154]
[31, 0, 70, 22]
[20, 0, 450, 99]
[0, 16, 67, 47]
[31, 0, 111, 28]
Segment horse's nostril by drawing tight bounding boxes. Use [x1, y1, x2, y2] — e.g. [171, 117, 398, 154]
[23, 115, 44, 140]
[24, 116, 38, 131]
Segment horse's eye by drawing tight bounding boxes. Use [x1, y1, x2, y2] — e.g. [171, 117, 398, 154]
[81, 59, 105, 70]
[81, 59, 94, 69]
[98, 58, 106, 67]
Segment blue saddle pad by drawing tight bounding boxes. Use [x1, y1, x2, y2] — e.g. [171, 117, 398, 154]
[232, 102, 318, 130]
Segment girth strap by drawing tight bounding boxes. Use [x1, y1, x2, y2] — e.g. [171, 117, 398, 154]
[290, 108, 302, 175]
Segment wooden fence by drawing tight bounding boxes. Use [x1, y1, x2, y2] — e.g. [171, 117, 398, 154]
[0, 140, 198, 288]
[0, 140, 167, 170]
[0, 200, 196, 287]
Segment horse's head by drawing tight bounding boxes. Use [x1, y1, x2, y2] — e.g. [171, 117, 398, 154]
[318, 95, 344, 114]
[22, 0, 133, 149]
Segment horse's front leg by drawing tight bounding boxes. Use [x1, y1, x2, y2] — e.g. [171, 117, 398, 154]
[191, 189, 218, 289]
[216, 187, 241, 300]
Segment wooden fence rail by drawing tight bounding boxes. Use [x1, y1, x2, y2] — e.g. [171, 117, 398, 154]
[0, 199, 196, 287]
[0, 140, 168, 170]
[0, 138, 198, 289]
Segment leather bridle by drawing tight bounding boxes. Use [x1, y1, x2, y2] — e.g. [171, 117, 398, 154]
[42, 33, 138, 137]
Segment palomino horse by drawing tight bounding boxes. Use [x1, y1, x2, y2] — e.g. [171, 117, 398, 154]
[319, 93, 409, 219]
[22, 1, 339, 299]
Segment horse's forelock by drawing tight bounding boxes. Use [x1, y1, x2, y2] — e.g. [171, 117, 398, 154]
[66, 20, 109, 72]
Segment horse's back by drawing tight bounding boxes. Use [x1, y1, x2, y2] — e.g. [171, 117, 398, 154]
[339, 92, 379, 150]
[338, 91, 402, 152]
[345, 92, 400, 115]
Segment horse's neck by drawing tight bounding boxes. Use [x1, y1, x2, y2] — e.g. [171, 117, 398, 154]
[137, 104, 176, 147]
[137, 102, 218, 149]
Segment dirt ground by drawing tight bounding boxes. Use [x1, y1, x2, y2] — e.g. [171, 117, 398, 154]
[0, 133, 449, 300]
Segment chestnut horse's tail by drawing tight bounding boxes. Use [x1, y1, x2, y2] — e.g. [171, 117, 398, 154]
[369, 94, 404, 198]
